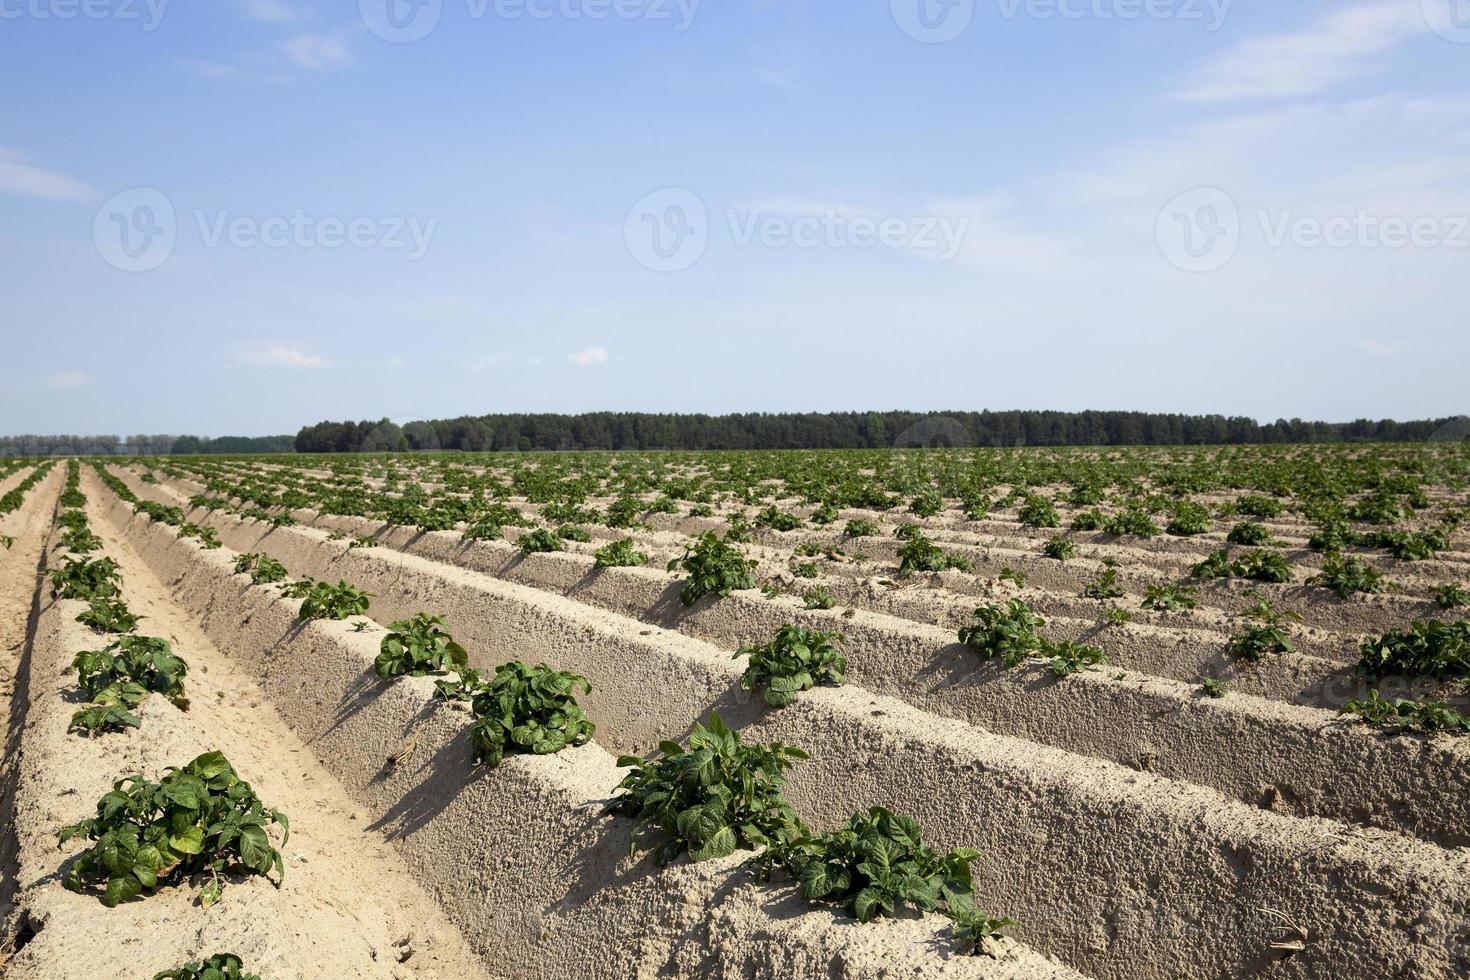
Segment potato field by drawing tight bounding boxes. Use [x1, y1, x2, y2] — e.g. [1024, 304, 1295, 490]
[3, 444, 1469, 979]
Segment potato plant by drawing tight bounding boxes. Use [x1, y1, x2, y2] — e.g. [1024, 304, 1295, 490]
[668, 533, 757, 605]
[758, 806, 982, 924]
[735, 625, 847, 707]
[1357, 620, 1470, 680]
[234, 552, 288, 585]
[76, 597, 142, 634]
[610, 713, 806, 864]
[594, 537, 649, 568]
[296, 580, 373, 621]
[58, 751, 288, 907]
[1340, 690, 1470, 736]
[49, 556, 122, 601]
[958, 600, 1046, 667]
[153, 954, 260, 980]
[896, 533, 972, 577]
[1308, 555, 1386, 598]
[441, 661, 595, 767]
[375, 613, 468, 679]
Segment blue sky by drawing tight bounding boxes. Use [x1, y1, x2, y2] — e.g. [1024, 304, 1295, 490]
[1, 0, 1467, 436]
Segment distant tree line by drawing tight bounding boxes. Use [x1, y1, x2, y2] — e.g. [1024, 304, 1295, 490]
[292, 412, 1469, 453]
[0, 434, 296, 457]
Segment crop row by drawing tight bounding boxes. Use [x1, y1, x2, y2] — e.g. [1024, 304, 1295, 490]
[81, 462, 1470, 980]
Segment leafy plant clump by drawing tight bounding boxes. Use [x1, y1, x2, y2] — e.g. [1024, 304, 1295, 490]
[1042, 536, 1075, 561]
[446, 662, 596, 767]
[1233, 550, 1293, 584]
[844, 519, 878, 538]
[1046, 640, 1107, 677]
[1081, 568, 1124, 600]
[1165, 502, 1210, 537]
[1070, 510, 1105, 531]
[594, 537, 649, 568]
[296, 580, 373, 621]
[1104, 508, 1160, 538]
[1227, 522, 1275, 546]
[153, 954, 260, 980]
[1226, 621, 1295, 661]
[1340, 690, 1470, 736]
[1434, 584, 1470, 610]
[233, 552, 288, 585]
[958, 599, 1047, 667]
[1191, 548, 1292, 583]
[1017, 495, 1060, 529]
[802, 585, 837, 609]
[735, 625, 847, 707]
[518, 528, 565, 554]
[897, 533, 973, 577]
[1308, 555, 1386, 598]
[49, 556, 122, 601]
[1356, 620, 1470, 680]
[76, 597, 142, 634]
[756, 505, 804, 532]
[375, 613, 468, 679]
[1142, 583, 1198, 612]
[668, 533, 757, 605]
[609, 713, 806, 864]
[759, 806, 982, 924]
[73, 635, 189, 708]
[57, 751, 287, 907]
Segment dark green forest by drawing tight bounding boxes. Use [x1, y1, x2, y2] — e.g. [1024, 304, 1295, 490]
[4, 411, 1463, 457]
[291, 411, 1468, 454]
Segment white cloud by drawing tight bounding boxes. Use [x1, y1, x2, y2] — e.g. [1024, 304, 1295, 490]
[280, 33, 350, 71]
[237, 346, 330, 369]
[1174, 1, 1426, 104]
[568, 347, 609, 366]
[239, 0, 303, 22]
[0, 149, 94, 201]
[44, 372, 93, 389]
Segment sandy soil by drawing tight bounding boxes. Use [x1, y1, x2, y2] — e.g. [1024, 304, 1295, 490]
[0, 476, 494, 980]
